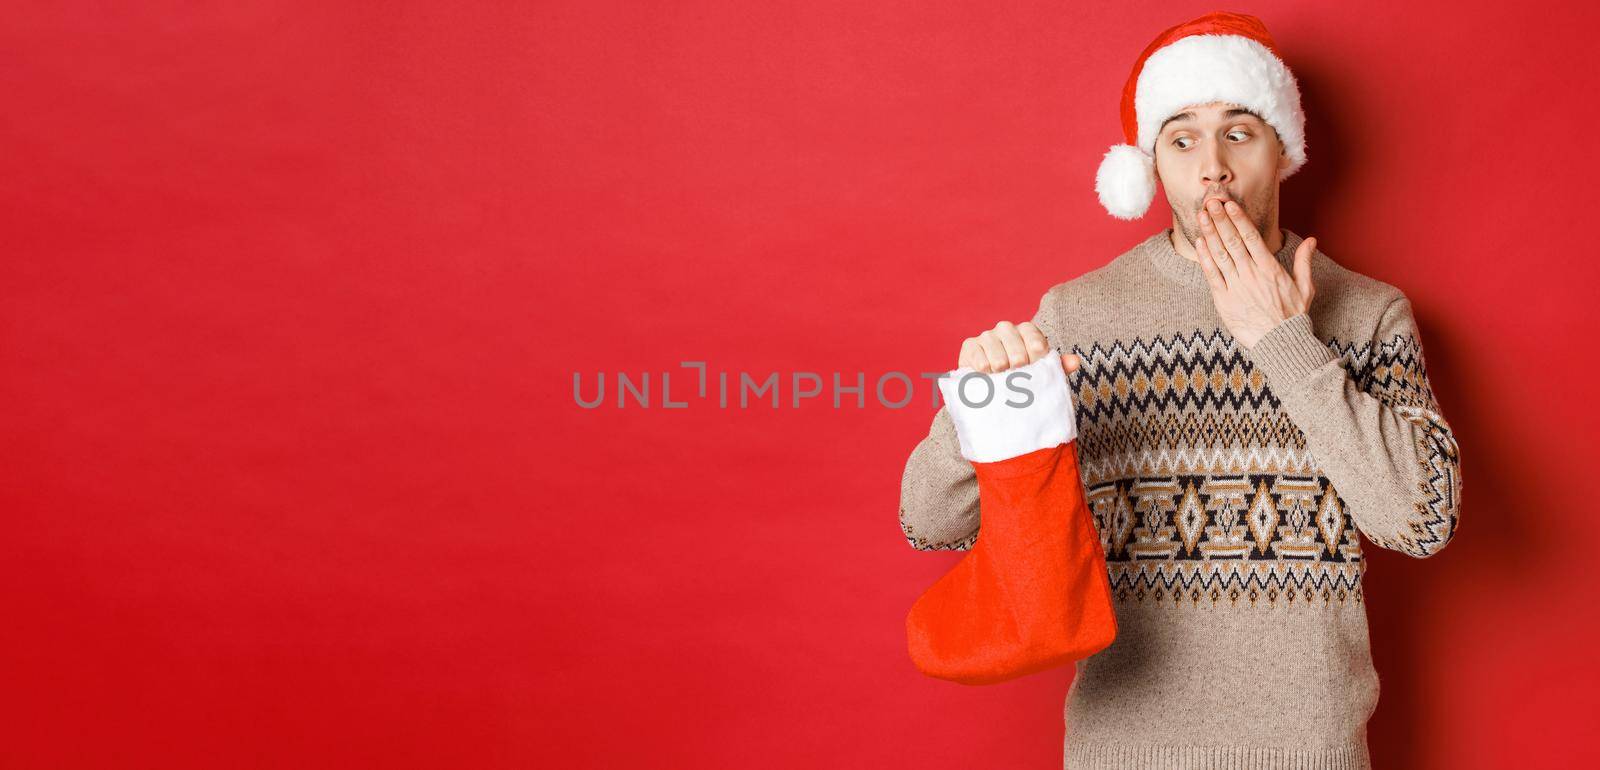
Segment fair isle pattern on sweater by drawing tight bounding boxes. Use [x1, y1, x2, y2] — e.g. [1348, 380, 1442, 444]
[1341, 331, 1462, 556]
[1067, 322, 1460, 606]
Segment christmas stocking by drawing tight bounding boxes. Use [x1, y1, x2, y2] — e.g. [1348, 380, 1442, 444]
[906, 349, 1118, 685]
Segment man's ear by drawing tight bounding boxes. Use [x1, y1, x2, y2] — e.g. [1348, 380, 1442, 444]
[1277, 149, 1290, 173]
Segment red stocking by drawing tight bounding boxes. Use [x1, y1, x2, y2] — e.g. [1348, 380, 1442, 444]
[906, 350, 1118, 685]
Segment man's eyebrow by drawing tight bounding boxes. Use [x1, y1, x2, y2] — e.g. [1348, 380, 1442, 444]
[1159, 107, 1266, 134]
[1158, 111, 1195, 133]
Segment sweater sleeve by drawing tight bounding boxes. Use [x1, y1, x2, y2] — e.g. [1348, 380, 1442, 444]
[1241, 297, 1463, 558]
[899, 290, 1063, 551]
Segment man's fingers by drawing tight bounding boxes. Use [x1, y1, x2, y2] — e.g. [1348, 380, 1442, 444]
[1222, 201, 1279, 274]
[1060, 353, 1082, 375]
[1295, 236, 1317, 303]
[1016, 321, 1050, 363]
[1206, 202, 1257, 281]
[990, 321, 1030, 368]
[1199, 209, 1239, 281]
[959, 337, 982, 371]
[976, 330, 1012, 372]
[960, 320, 1072, 374]
[1195, 236, 1228, 292]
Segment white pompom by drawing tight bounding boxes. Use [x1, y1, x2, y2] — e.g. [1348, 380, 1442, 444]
[1094, 144, 1156, 220]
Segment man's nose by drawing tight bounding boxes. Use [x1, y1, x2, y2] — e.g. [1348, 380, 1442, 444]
[1201, 146, 1232, 186]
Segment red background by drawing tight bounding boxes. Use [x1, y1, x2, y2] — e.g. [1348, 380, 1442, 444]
[6, 2, 1598, 767]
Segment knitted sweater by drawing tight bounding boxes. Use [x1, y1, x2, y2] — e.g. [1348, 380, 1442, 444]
[899, 228, 1463, 769]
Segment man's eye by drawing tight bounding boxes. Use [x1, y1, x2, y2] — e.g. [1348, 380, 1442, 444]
[1172, 136, 1194, 149]
[1227, 130, 1250, 141]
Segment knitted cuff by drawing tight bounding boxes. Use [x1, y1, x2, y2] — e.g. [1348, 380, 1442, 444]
[937, 349, 1077, 464]
[1242, 312, 1338, 387]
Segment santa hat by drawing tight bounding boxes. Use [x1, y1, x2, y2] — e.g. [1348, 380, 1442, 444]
[1094, 11, 1307, 220]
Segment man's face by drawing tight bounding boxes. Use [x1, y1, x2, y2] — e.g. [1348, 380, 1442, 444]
[1153, 101, 1288, 247]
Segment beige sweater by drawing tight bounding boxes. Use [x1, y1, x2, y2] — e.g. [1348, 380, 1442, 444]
[899, 228, 1463, 769]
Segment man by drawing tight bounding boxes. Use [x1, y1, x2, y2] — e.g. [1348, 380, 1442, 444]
[898, 11, 1463, 768]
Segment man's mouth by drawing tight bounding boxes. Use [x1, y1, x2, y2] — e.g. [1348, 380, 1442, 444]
[1200, 191, 1233, 209]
